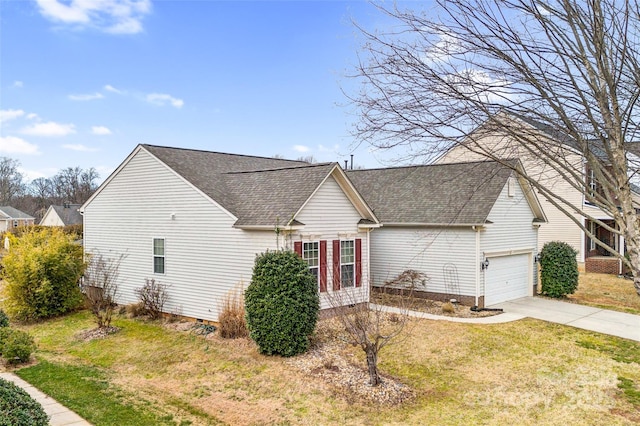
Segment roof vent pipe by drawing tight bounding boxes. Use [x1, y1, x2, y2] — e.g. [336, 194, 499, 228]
[350, 154, 354, 170]
[344, 160, 348, 170]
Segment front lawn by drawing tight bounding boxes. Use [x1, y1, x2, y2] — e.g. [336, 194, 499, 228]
[569, 273, 640, 314]
[5, 310, 640, 425]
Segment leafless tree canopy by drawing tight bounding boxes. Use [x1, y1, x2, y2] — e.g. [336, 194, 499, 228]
[0, 157, 100, 221]
[351, 0, 640, 294]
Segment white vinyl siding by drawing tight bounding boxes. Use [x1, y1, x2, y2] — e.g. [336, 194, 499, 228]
[295, 175, 369, 309]
[84, 152, 371, 320]
[83, 149, 280, 322]
[370, 227, 477, 298]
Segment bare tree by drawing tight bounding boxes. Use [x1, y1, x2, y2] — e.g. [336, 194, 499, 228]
[0, 157, 25, 205]
[350, 0, 640, 294]
[326, 287, 409, 386]
[83, 252, 124, 328]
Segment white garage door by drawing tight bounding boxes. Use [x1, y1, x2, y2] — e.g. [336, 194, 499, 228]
[485, 253, 530, 306]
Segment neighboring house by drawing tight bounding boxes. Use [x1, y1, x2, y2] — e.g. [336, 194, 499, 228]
[40, 204, 83, 227]
[348, 160, 546, 307]
[0, 207, 35, 232]
[436, 113, 638, 274]
[81, 144, 379, 322]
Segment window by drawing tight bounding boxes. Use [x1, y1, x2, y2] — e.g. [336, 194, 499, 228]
[302, 242, 319, 284]
[12, 220, 17, 228]
[340, 240, 355, 288]
[153, 238, 165, 274]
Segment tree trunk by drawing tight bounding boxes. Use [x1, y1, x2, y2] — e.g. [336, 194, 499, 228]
[365, 345, 381, 386]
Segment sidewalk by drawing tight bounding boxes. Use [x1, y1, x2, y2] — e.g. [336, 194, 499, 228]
[0, 372, 92, 426]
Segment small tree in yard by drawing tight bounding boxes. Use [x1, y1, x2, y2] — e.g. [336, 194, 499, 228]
[327, 287, 409, 386]
[83, 252, 124, 328]
[1, 228, 85, 321]
[540, 241, 579, 298]
[245, 250, 319, 357]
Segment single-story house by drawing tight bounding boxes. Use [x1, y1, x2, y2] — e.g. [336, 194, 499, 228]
[81, 144, 379, 322]
[40, 203, 83, 227]
[347, 160, 546, 307]
[0, 207, 35, 232]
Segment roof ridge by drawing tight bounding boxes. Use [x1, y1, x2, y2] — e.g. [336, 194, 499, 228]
[141, 144, 308, 164]
[224, 162, 336, 175]
[347, 159, 505, 172]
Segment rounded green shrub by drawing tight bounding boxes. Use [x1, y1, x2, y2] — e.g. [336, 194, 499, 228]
[1, 329, 36, 365]
[0, 310, 9, 328]
[245, 250, 319, 356]
[1, 228, 85, 321]
[540, 241, 579, 298]
[0, 377, 49, 426]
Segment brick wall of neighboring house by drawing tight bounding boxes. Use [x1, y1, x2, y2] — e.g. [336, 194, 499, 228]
[585, 257, 620, 275]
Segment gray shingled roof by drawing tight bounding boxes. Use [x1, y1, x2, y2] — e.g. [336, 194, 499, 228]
[0, 207, 34, 220]
[142, 145, 337, 226]
[347, 161, 514, 225]
[50, 204, 83, 225]
[225, 163, 337, 226]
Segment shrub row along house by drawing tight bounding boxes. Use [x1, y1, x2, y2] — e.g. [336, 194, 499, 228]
[80, 144, 546, 321]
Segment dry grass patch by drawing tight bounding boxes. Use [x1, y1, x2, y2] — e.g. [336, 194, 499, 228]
[567, 273, 640, 314]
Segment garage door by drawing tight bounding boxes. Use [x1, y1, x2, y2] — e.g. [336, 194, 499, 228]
[485, 253, 530, 305]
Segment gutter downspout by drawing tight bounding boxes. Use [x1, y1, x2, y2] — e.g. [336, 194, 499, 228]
[473, 225, 480, 308]
[367, 228, 372, 303]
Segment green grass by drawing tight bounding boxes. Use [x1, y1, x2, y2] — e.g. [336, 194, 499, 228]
[577, 334, 640, 364]
[618, 376, 640, 408]
[16, 360, 177, 426]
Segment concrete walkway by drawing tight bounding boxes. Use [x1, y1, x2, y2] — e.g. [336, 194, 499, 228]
[488, 297, 640, 342]
[376, 297, 640, 342]
[0, 372, 92, 426]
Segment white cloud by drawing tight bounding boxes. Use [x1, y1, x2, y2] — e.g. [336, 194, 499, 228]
[146, 93, 184, 108]
[0, 109, 25, 123]
[12, 81, 23, 88]
[445, 69, 517, 104]
[68, 92, 104, 101]
[21, 121, 76, 137]
[318, 144, 340, 153]
[104, 84, 125, 94]
[92, 126, 112, 135]
[35, 0, 152, 34]
[0, 136, 41, 155]
[293, 145, 310, 153]
[26, 113, 39, 120]
[62, 144, 99, 152]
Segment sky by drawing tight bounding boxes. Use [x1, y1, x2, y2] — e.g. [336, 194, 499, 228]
[0, 0, 420, 183]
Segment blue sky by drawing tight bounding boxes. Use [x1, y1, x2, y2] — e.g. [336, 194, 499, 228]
[0, 0, 413, 182]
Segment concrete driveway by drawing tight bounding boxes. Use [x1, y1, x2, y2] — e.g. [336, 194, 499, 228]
[488, 297, 640, 342]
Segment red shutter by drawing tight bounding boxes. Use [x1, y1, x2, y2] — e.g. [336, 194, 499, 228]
[319, 240, 327, 292]
[355, 238, 362, 287]
[294, 241, 302, 257]
[332, 239, 341, 290]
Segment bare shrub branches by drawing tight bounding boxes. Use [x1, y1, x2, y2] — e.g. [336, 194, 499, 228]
[135, 278, 169, 320]
[83, 252, 124, 328]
